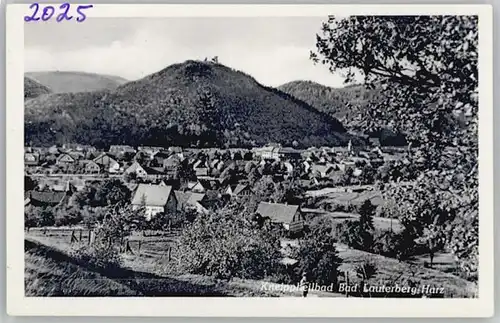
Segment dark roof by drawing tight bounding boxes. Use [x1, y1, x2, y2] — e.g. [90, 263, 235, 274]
[153, 151, 171, 159]
[256, 202, 300, 224]
[233, 184, 249, 195]
[143, 166, 165, 175]
[27, 191, 66, 205]
[280, 147, 301, 154]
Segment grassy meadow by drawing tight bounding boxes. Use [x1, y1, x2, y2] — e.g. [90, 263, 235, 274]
[25, 228, 476, 298]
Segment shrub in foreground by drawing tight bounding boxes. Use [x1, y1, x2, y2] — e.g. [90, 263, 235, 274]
[71, 243, 122, 272]
[175, 204, 282, 280]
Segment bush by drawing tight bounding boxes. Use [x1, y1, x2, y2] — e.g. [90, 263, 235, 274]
[295, 226, 343, 286]
[25, 206, 55, 228]
[71, 242, 122, 272]
[336, 201, 375, 252]
[176, 204, 282, 280]
[54, 206, 83, 227]
[355, 260, 378, 281]
[81, 207, 105, 229]
[372, 228, 424, 260]
[25, 206, 40, 229]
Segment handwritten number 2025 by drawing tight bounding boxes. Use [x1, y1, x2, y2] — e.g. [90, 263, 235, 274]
[24, 3, 94, 22]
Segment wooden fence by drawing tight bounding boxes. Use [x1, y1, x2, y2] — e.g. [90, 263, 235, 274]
[27, 227, 179, 260]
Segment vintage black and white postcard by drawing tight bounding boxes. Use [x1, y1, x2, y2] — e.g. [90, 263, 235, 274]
[6, 4, 494, 317]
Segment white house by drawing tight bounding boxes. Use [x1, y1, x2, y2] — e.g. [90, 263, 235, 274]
[131, 184, 177, 220]
[124, 161, 148, 178]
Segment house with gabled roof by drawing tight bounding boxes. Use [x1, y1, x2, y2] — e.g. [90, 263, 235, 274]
[131, 184, 177, 220]
[48, 145, 59, 155]
[51, 181, 77, 193]
[163, 154, 181, 173]
[187, 180, 206, 193]
[81, 160, 100, 174]
[143, 166, 168, 180]
[138, 146, 162, 157]
[93, 153, 120, 173]
[256, 202, 304, 232]
[279, 147, 302, 160]
[168, 146, 183, 154]
[253, 145, 281, 160]
[133, 150, 151, 163]
[124, 161, 148, 178]
[310, 163, 336, 178]
[174, 191, 208, 214]
[25, 152, 40, 166]
[68, 151, 85, 161]
[225, 183, 251, 197]
[56, 153, 76, 166]
[151, 151, 171, 167]
[109, 145, 136, 156]
[192, 159, 209, 177]
[25, 191, 69, 208]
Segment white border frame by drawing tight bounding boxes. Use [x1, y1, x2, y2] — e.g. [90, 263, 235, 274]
[6, 4, 494, 317]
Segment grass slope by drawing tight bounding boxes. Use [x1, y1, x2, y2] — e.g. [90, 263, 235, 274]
[25, 239, 138, 296]
[26, 229, 475, 298]
[25, 235, 340, 297]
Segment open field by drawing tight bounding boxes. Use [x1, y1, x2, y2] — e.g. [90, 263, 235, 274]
[306, 187, 384, 208]
[306, 182, 415, 206]
[303, 209, 404, 232]
[26, 228, 475, 298]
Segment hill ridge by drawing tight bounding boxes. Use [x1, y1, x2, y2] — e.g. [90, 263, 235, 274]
[25, 60, 359, 149]
[25, 71, 128, 94]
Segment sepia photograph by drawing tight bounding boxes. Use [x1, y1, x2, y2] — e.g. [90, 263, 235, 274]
[6, 3, 494, 317]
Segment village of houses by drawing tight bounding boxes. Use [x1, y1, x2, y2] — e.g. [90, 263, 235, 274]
[24, 141, 410, 231]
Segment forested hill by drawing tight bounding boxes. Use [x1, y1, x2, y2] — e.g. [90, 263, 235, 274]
[25, 60, 359, 149]
[279, 80, 407, 146]
[25, 71, 128, 94]
[24, 77, 51, 99]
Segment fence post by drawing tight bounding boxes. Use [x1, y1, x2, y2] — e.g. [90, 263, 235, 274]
[168, 247, 172, 261]
[138, 241, 142, 256]
[125, 240, 134, 255]
[70, 230, 77, 244]
[79, 229, 82, 241]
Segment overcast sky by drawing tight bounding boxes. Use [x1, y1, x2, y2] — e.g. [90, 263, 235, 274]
[25, 17, 350, 87]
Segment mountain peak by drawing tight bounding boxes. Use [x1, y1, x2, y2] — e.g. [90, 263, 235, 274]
[25, 61, 355, 148]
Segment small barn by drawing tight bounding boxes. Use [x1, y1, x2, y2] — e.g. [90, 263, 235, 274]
[25, 191, 68, 208]
[256, 202, 305, 232]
